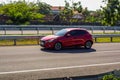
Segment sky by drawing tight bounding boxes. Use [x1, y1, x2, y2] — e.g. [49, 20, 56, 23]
[0, 0, 105, 11]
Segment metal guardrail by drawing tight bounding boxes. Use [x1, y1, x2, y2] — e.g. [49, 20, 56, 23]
[0, 34, 120, 39]
[0, 25, 120, 35]
[93, 34, 120, 42]
[0, 34, 120, 46]
[0, 35, 43, 45]
[0, 35, 43, 40]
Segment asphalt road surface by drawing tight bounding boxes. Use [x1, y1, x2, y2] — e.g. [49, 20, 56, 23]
[0, 43, 120, 80]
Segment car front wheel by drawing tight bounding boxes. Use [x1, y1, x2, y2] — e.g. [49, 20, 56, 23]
[54, 42, 62, 50]
[85, 41, 92, 49]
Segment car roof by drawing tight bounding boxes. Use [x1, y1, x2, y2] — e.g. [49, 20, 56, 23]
[65, 28, 87, 32]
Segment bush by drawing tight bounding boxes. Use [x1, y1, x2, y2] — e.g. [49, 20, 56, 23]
[6, 20, 13, 24]
[102, 74, 120, 80]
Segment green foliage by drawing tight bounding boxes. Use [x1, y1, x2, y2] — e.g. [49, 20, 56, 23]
[0, 0, 119, 25]
[59, 0, 102, 24]
[0, 4, 3, 7]
[60, 0, 73, 22]
[101, 0, 120, 26]
[85, 10, 102, 23]
[6, 20, 13, 24]
[0, 0, 44, 25]
[60, 0, 83, 23]
[37, 2, 51, 15]
[72, 1, 82, 13]
[102, 74, 120, 80]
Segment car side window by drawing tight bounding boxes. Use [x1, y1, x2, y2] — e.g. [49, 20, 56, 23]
[69, 30, 87, 36]
[78, 30, 87, 35]
[69, 30, 77, 36]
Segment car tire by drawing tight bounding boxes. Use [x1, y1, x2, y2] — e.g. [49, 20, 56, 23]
[85, 41, 92, 49]
[54, 42, 62, 50]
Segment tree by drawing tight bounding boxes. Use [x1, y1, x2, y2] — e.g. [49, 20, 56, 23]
[84, 10, 103, 23]
[60, 0, 73, 23]
[37, 1, 51, 15]
[72, 1, 82, 13]
[101, 0, 120, 26]
[0, 4, 3, 7]
[0, 0, 44, 24]
[60, 0, 83, 23]
[82, 7, 90, 22]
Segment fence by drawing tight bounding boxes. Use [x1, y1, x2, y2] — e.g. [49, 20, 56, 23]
[0, 25, 120, 35]
[0, 25, 120, 46]
[0, 34, 120, 46]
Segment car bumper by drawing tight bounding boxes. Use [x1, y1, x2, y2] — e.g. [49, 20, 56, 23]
[40, 40, 54, 49]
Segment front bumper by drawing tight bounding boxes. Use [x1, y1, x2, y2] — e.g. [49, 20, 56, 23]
[40, 40, 54, 49]
[40, 40, 45, 47]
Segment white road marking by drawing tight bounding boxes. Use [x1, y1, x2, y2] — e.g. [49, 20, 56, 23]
[0, 62, 120, 75]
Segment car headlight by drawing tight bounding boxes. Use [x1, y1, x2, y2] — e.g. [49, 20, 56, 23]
[47, 39, 55, 42]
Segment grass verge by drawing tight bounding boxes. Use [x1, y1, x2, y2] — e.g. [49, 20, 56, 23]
[0, 39, 39, 46]
[95, 37, 120, 43]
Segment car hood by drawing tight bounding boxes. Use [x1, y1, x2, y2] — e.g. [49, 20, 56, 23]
[41, 35, 58, 41]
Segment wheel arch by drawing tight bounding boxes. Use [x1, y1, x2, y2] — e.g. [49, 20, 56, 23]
[55, 41, 63, 46]
[54, 41, 63, 50]
[85, 40, 93, 45]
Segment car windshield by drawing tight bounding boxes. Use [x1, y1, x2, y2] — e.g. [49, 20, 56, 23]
[55, 29, 67, 36]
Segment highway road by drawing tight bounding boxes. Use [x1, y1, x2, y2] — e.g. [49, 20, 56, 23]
[0, 43, 120, 80]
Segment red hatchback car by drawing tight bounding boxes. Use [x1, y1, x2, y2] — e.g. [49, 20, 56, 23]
[40, 28, 93, 50]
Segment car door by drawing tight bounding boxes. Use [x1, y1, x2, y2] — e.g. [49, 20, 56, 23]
[60, 30, 76, 47]
[61, 30, 87, 47]
[74, 30, 88, 45]
[70, 30, 82, 45]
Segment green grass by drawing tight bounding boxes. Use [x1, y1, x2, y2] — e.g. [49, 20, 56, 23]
[94, 37, 120, 43]
[0, 40, 14, 46]
[113, 37, 120, 42]
[16, 39, 38, 45]
[95, 37, 111, 42]
[0, 39, 39, 46]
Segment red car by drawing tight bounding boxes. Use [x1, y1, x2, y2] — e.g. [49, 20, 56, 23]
[40, 28, 93, 50]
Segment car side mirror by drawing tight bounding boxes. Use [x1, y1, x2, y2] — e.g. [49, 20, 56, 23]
[66, 34, 71, 37]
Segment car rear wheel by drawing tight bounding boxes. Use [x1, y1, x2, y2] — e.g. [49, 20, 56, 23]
[54, 42, 62, 50]
[85, 41, 92, 49]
